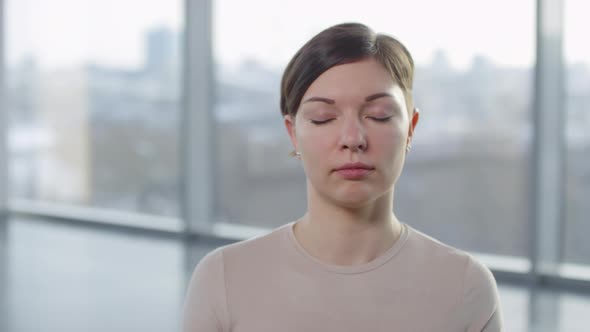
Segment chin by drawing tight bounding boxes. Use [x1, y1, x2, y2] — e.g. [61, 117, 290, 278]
[309, 177, 390, 208]
[333, 199, 373, 209]
[330, 187, 380, 208]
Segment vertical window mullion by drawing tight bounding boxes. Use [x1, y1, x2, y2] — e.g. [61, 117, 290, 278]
[530, 0, 566, 281]
[182, 0, 215, 234]
[0, 0, 7, 215]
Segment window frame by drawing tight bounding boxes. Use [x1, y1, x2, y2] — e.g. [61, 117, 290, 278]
[0, 0, 588, 293]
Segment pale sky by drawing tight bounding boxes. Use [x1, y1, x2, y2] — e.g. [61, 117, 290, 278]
[5, 0, 589, 70]
[6, 0, 182, 69]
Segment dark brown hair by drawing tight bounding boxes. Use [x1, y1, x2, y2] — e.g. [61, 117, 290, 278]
[280, 22, 415, 118]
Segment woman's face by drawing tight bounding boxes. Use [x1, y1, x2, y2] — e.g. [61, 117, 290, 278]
[284, 57, 419, 208]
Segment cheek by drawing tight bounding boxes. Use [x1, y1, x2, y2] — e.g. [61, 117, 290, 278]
[297, 126, 335, 154]
[372, 125, 406, 155]
[296, 128, 335, 178]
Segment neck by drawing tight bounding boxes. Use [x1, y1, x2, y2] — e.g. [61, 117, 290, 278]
[293, 183, 402, 266]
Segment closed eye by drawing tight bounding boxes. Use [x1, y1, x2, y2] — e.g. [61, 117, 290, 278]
[369, 116, 392, 122]
[310, 119, 334, 125]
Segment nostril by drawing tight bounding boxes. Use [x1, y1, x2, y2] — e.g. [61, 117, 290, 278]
[346, 143, 366, 152]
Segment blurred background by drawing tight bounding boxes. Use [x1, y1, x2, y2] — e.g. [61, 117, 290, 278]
[0, 0, 588, 331]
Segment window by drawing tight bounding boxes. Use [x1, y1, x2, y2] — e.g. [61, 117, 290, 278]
[6, 0, 183, 217]
[564, 0, 590, 266]
[213, 0, 535, 257]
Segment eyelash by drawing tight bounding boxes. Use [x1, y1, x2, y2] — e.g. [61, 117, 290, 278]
[371, 116, 392, 122]
[309, 117, 392, 125]
[310, 119, 333, 125]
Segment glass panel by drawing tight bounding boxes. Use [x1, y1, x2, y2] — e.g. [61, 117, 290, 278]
[564, 0, 590, 266]
[6, 0, 183, 217]
[213, 0, 534, 257]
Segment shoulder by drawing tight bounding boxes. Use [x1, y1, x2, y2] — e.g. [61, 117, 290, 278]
[216, 222, 290, 265]
[405, 224, 499, 300]
[463, 254, 499, 301]
[183, 247, 229, 331]
[219, 223, 290, 255]
[402, 225, 479, 296]
[461, 254, 503, 331]
[404, 225, 503, 330]
[404, 224, 474, 267]
[183, 223, 289, 331]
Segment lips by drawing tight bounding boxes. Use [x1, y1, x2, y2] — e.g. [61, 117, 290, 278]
[334, 162, 374, 171]
[333, 162, 375, 180]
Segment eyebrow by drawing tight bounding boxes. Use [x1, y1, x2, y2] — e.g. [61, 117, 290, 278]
[302, 92, 393, 104]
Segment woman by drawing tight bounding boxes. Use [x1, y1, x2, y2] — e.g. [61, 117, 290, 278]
[183, 23, 503, 332]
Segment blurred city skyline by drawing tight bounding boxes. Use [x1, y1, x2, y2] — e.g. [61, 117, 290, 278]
[1, 3, 589, 331]
[4, 0, 589, 265]
[5, 20, 590, 264]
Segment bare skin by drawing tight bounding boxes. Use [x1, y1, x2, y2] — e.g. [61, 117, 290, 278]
[284, 57, 419, 266]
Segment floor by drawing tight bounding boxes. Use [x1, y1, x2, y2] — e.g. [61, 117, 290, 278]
[0, 215, 587, 332]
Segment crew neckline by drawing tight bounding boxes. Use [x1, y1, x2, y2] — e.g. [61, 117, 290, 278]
[283, 220, 410, 274]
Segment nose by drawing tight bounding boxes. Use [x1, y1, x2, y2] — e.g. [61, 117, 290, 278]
[339, 116, 367, 152]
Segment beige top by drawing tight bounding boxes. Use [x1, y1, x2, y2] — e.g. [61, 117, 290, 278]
[182, 222, 503, 332]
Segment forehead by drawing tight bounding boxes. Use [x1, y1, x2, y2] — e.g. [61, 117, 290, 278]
[301, 57, 403, 104]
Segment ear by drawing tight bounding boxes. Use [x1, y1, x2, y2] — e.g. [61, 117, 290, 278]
[284, 114, 298, 151]
[408, 107, 420, 142]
